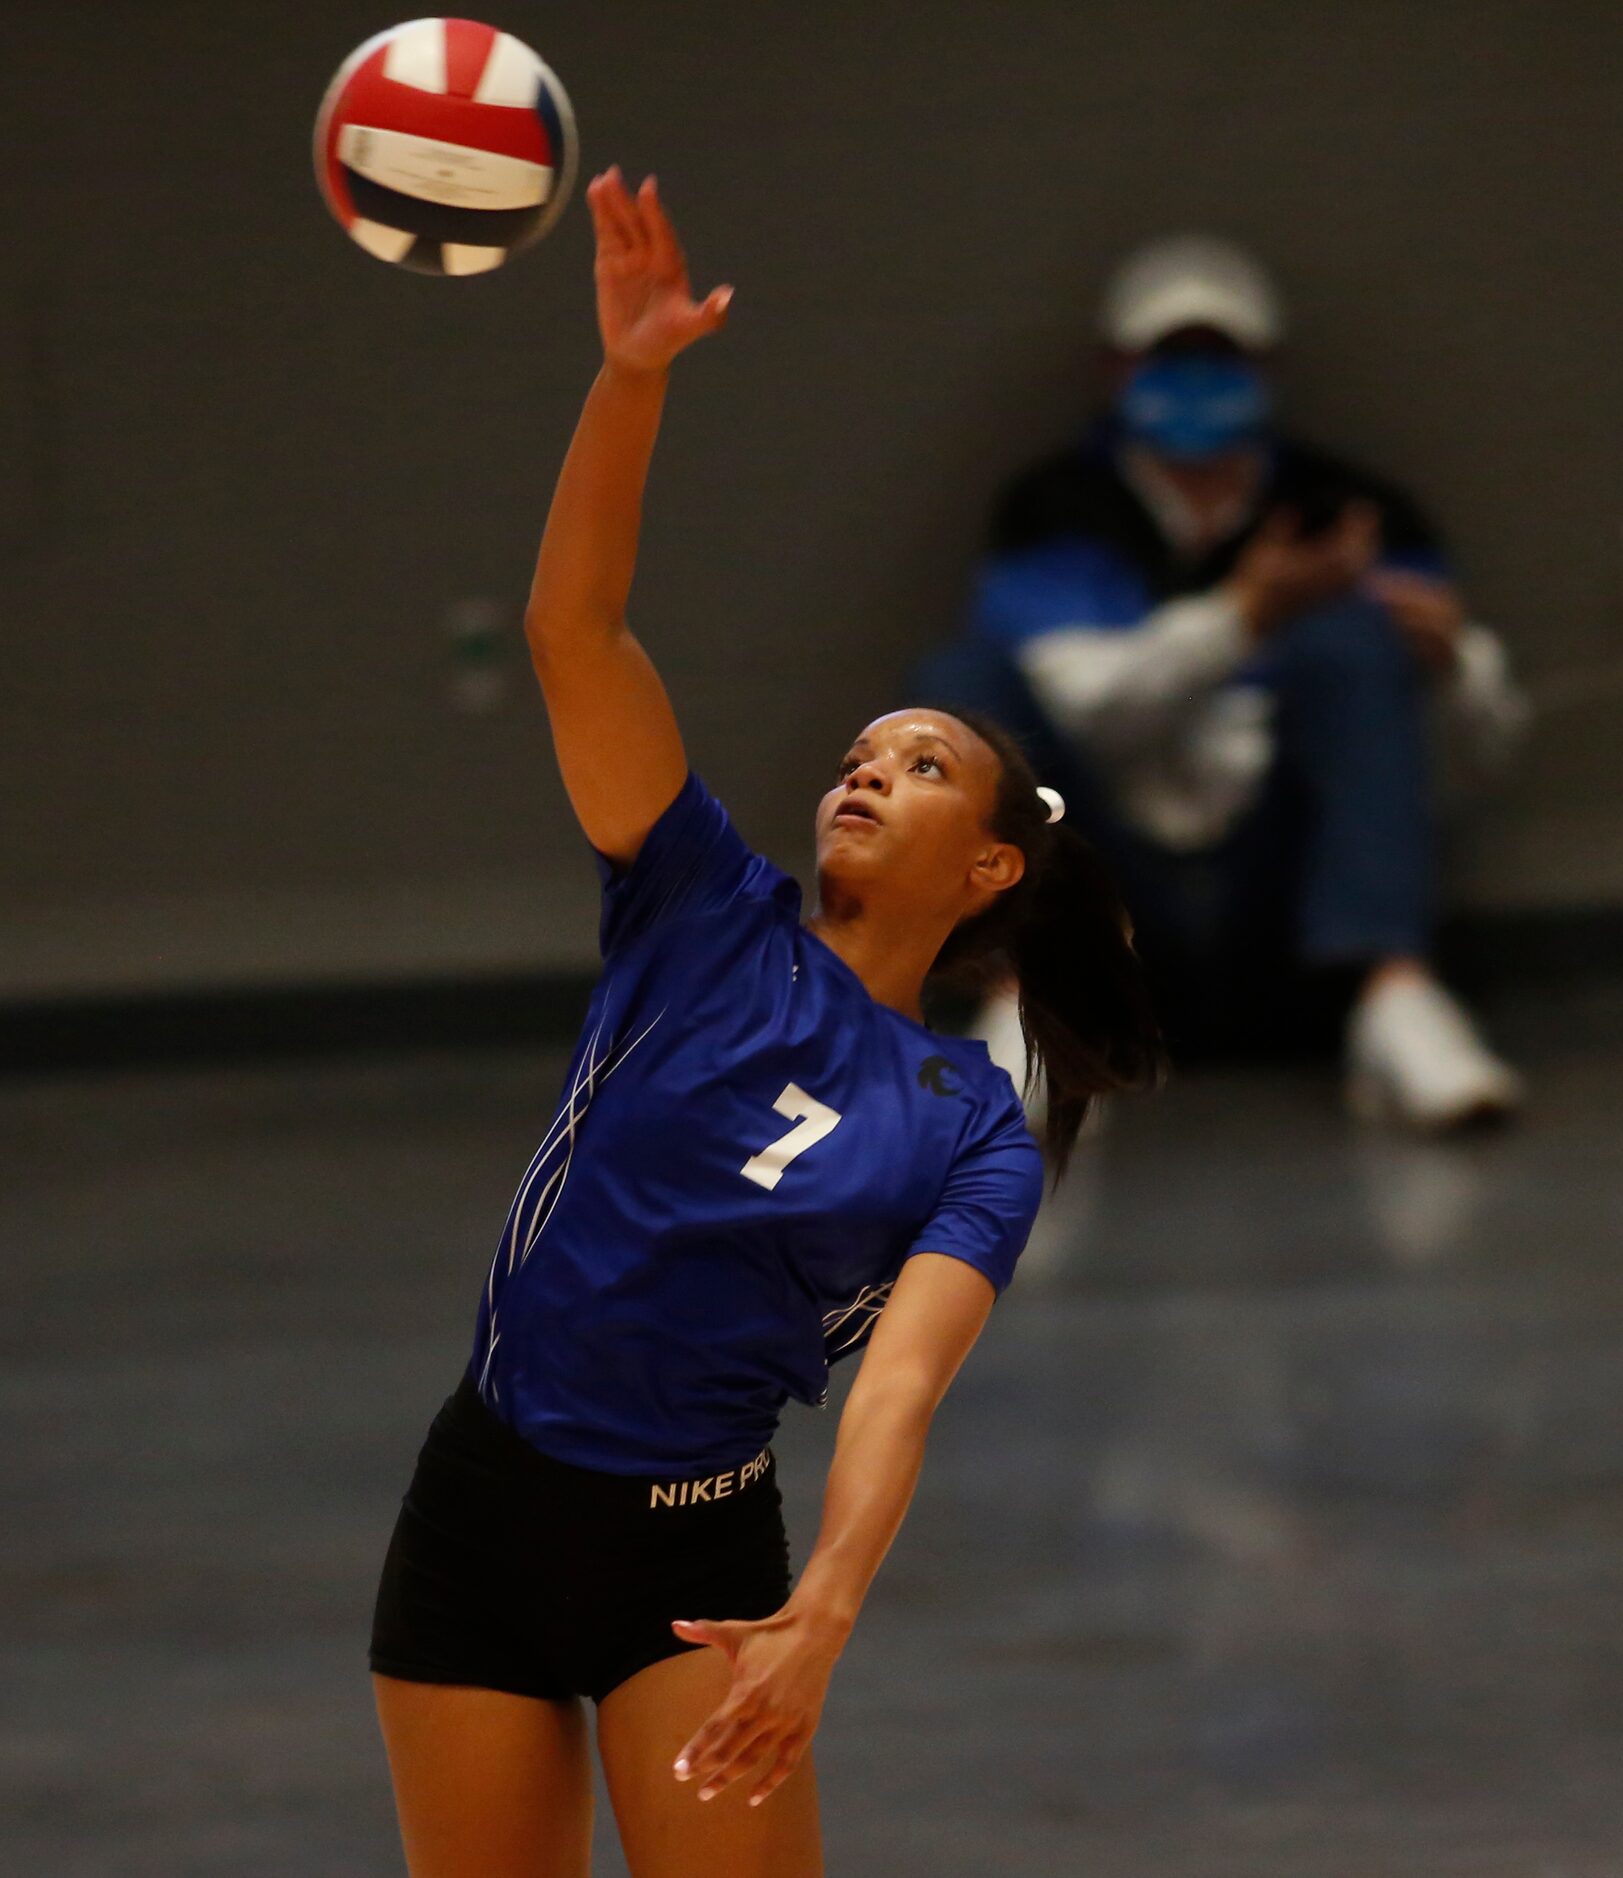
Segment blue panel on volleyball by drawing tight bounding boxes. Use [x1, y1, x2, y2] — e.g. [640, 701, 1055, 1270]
[340, 169, 549, 248]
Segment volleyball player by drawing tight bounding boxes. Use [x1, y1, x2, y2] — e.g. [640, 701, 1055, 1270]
[368, 167, 1161, 1878]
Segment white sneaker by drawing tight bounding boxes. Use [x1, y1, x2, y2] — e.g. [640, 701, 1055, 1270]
[1345, 974, 1523, 1132]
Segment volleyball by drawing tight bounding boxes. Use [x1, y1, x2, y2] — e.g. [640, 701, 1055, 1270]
[314, 18, 577, 276]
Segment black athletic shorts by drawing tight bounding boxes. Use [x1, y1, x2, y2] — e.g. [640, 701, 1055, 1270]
[369, 1373, 792, 1704]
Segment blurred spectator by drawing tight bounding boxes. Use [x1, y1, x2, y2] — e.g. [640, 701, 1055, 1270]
[915, 236, 1529, 1130]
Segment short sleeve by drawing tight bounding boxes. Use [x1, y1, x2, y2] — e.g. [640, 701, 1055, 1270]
[904, 1101, 1045, 1297]
[595, 772, 798, 959]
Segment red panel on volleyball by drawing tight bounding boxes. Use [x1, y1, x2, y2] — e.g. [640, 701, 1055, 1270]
[321, 23, 554, 232]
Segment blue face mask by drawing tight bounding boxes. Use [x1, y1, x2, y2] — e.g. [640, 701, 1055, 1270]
[1117, 354, 1272, 461]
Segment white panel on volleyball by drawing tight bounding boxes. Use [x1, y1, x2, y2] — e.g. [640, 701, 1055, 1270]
[337, 124, 548, 209]
[381, 17, 448, 93]
[348, 219, 417, 264]
[472, 33, 542, 108]
[442, 244, 507, 276]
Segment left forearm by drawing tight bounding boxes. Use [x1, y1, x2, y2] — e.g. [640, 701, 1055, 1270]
[669, 1389, 932, 1806]
[788, 1383, 934, 1639]
[669, 1258, 996, 1807]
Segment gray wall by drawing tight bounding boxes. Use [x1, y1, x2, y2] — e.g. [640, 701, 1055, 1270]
[3, 0, 1619, 997]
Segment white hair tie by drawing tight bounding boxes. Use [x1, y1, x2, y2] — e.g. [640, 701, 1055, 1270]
[1036, 786, 1066, 825]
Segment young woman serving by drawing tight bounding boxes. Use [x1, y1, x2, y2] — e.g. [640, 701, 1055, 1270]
[369, 168, 1160, 1878]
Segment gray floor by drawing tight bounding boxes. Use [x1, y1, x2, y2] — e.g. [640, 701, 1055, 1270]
[4, 997, 1623, 1876]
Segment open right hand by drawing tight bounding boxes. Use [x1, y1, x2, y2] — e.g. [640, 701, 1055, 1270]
[586, 167, 733, 376]
[1227, 501, 1381, 638]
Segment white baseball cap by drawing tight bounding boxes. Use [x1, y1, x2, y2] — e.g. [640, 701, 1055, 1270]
[1099, 234, 1285, 353]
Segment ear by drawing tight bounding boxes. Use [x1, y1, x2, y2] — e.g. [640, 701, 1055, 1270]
[969, 840, 1025, 903]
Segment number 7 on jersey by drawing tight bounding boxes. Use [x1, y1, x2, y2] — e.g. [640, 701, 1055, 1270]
[740, 1082, 842, 1192]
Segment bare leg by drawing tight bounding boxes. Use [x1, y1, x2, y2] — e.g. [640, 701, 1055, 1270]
[596, 1650, 823, 1878]
[372, 1675, 594, 1878]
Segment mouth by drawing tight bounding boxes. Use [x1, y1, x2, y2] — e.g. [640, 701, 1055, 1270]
[832, 799, 883, 829]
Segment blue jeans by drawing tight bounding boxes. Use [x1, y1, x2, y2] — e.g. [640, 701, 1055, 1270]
[906, 597, 1436, 1050]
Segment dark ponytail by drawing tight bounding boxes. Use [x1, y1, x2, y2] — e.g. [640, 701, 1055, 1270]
[927, 708, 1165, 1174]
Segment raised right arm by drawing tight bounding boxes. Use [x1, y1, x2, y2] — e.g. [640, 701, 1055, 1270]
[525, 168, 732, 865]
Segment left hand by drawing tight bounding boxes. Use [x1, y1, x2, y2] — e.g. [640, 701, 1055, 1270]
[670, 1606, 845, 1806]
[1365, 569, 1466, 674]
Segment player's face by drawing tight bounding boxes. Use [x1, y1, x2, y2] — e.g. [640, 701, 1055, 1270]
[815, 710, 1022, 916]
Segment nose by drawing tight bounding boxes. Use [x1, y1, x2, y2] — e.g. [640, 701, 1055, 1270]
[844, 760, 889, 794]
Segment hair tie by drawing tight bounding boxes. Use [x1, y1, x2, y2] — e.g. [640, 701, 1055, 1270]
[1035, 786, 1066, 825]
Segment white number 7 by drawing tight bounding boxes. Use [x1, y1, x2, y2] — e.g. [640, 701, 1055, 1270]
[740, 1082, 842, 1192]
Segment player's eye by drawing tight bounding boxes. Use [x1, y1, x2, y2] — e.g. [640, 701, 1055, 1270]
[912, 754, 944, 777]
[836, 756, 859, 779]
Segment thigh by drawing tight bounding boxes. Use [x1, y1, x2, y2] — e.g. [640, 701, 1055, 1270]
[372, 1674, 593, 1878]
[596, 1649, 822, 1878]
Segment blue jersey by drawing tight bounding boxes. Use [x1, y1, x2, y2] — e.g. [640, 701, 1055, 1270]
[469, 773, 1044, 1474]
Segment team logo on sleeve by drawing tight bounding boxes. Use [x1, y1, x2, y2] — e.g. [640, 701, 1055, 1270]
[917, 1054, 962, 1098]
